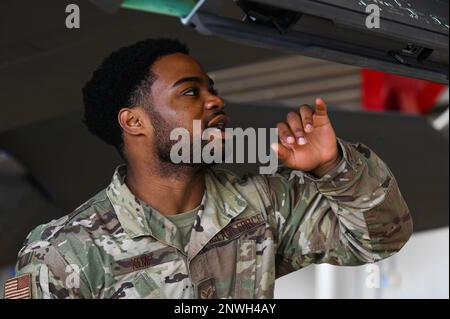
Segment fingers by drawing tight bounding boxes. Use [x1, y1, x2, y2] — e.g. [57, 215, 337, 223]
[286, 112, 307, 145]
[299, 105, 314, 133]
[315, 97, 328, 117]
[276, 98, 329, 147]
[276, 122, 295, 145]
[277, 111, 309, 146]
[271, 143, 291, 161]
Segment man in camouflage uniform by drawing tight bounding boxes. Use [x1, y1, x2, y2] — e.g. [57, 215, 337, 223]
[5, 39, 412, 299]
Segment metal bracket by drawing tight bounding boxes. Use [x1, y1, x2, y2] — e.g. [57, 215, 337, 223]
[181, 0, 207, 25]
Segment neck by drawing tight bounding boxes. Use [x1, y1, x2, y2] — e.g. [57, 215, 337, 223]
[125, 159, 206, 216]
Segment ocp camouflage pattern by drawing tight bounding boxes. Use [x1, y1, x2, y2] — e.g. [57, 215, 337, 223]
[10, 139, 413, 298]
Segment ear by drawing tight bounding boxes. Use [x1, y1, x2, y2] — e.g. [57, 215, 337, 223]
[118, 107, 149, 136]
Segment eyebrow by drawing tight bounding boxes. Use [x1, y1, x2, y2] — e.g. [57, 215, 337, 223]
[172, 76, 215, 88]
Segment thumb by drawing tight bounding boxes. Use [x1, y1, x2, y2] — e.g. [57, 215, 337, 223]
[315, 97, 329, 117]
[271, 143, 291, 161]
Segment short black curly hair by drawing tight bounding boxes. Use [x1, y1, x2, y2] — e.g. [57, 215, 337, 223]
[82, 38, 189, 157]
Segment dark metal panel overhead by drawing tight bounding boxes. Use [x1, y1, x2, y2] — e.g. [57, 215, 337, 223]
[0, 0, 285, 133]
[185, 0, 449, 83]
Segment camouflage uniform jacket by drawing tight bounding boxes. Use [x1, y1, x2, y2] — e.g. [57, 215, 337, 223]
[11, 139, 412, 299]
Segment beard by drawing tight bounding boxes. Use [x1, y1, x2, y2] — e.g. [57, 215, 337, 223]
[147, 107, 221, 169]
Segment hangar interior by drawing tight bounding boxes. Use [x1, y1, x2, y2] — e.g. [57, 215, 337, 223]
[0, 0, 448, 298]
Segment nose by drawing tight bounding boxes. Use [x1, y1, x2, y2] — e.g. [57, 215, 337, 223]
[204, 93, 225, 112]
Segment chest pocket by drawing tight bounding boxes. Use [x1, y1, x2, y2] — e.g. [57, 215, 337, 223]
[133, 272, 162, 298]
[203, 213, 267, 298]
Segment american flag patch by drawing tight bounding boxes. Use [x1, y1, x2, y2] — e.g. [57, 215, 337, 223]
[4, 274, 32, 299]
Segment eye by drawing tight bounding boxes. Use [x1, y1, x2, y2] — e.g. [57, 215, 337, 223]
[183, 88, 199, 96]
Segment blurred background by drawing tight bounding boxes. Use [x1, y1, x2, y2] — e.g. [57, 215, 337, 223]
[0, 0, 448, 299]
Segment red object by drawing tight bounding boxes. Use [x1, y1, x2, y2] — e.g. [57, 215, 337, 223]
[361, 69, 446, 114]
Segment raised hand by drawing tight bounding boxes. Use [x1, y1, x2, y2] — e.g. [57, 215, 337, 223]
[271, 98, 341, 177]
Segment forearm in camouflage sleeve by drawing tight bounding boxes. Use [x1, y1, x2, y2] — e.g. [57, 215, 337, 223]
[264, 138, 413, 277]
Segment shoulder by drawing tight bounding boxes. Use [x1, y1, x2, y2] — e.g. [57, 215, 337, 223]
[208, 167, 269, 190]
[208, 166, 295, 196]
[208, 167, 273, 210]
[14, 189, 126, 298]
[18, 189, 119, 264]
[208, 167, 267, 185]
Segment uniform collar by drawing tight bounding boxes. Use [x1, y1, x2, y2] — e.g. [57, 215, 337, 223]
[106, 165, 248, 258]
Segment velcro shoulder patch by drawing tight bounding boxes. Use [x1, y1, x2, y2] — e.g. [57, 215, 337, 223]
[4, 274, 32, 299]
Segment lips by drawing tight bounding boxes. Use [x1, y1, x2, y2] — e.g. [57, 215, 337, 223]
[207, 114, 229, 131]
